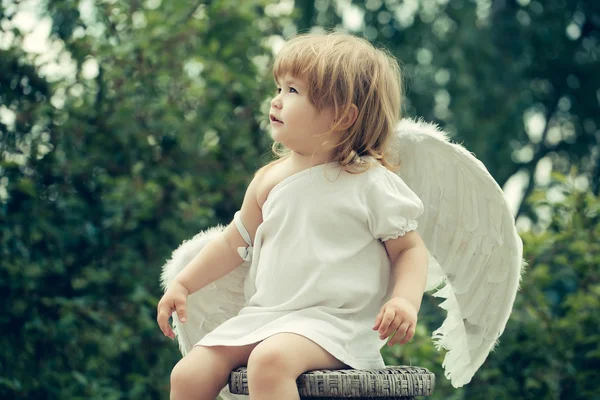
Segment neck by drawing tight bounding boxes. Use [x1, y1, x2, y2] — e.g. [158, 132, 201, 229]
[287, 149, 334, 168]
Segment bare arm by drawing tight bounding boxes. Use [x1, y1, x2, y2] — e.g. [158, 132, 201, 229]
[373, 230, 428, 346]
[157, 170, 264, 338]
[174, 172, 264, 294]
[384, 230, 429, 311]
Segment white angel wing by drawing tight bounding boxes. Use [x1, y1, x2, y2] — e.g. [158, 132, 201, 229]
[159, 117, 522, 392]
[390, 118, 524, 388]
[160, 225, 250, 400]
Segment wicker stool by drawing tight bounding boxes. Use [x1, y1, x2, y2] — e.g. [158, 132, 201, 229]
[229, 366, 435, 399]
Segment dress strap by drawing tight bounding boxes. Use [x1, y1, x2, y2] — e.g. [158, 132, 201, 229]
[234, 211, 253, 246]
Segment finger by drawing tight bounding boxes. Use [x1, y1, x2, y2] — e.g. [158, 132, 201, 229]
[158, 310, 174, 338]
[157, 302, 176, 338]
[388, 321, 410, 346]
[165, 314, 176, 339]
[157, 309, 174, 338]
[372, 310, 383, 330]
[399, 324, 416, 345]
[156, 303, 167, 333]
[381, 314, 403, 339]
[175, 299, 187, 323]
[378, 309, 395, 338]
[396, 320, 410, 338]
[382, 309, 402, 337]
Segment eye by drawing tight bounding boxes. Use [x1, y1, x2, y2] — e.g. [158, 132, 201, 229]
[275, 86, 298, 94]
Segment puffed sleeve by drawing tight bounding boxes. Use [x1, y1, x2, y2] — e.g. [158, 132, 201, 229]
[365, 169, 424, 241]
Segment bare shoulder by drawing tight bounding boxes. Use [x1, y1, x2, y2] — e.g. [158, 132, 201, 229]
[221, 160, 290, 256]
[254, 158, 290, 209]
[220, 164, 271, 249]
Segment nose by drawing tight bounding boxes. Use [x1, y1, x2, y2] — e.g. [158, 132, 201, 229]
[271, 94, 282, 109]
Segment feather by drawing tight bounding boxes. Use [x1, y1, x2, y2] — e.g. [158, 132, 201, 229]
[394, 118, 524, 387]
[159, 117, 523, 392]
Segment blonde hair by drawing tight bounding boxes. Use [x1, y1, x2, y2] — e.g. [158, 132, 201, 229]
[267, 31, 403, 173]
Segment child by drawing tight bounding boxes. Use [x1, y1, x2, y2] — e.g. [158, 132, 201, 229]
[157, 31, 429, 400]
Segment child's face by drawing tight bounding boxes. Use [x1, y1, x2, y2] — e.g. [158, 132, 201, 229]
[270, 74, 337, 156]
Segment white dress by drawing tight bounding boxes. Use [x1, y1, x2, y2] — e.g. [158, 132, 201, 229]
[197, 161, 424, 369]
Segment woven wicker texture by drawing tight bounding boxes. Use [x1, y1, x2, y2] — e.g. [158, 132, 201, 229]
[228, 366, 435, 398]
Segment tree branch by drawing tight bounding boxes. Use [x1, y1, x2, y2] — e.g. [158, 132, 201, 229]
[515, 99, 559, 218]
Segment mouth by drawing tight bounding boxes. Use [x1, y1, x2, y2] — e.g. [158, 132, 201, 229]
[269, 114, 283, 124]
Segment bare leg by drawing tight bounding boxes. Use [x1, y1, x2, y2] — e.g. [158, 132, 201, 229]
[170, 342, 258, 400]
[246, 333, 348, 400]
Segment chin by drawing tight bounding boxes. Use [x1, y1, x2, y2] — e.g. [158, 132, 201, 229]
[269, 129, 311, 154]
[270, 129, 291, 147]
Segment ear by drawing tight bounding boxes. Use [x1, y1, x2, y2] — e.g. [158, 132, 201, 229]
[334, 104, 359, 131]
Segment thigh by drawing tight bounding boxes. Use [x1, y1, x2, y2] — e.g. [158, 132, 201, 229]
[170, 343, 260, 399]
[175, 342, 258, 376]
[196, 341, 259, 370]
[248, 333, 349, 376]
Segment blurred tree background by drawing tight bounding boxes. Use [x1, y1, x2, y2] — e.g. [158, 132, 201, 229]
[0, 0, 598, 399]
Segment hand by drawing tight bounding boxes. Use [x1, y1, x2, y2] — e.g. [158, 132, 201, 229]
[157, 281, 189, 339]
[372, 297, 418, 347]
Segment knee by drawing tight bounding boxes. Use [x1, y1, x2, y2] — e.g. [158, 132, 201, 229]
[247, 345, 298, 384]
[170, 360, 197, 393]
[170, 354, 220, 397]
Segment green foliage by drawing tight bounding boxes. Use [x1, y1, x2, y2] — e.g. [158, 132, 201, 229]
[2, 0, 599, 399]
[1, 0, 279, 398]
[382, 178, 600, 399]
[305, 0, 600, 197]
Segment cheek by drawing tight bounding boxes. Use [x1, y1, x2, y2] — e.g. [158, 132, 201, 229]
[313, 112, 334, 132]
